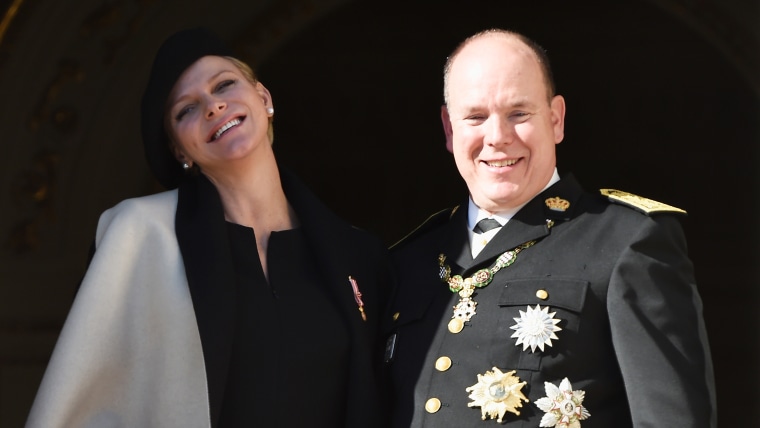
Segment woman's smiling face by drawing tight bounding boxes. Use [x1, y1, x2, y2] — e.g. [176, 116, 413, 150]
[165, 55, 273, 174]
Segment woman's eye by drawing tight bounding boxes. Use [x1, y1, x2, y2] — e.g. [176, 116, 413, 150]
[216, 79, 236, 92]
[175, 105, 194, 121]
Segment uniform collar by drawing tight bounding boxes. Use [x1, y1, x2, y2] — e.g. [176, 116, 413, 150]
[467, 169, 561, 259]
[466, 168, 561, 230]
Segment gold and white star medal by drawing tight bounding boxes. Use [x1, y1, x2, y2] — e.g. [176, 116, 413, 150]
[465, 367, 529, 423]
[534, 377, 591, 427]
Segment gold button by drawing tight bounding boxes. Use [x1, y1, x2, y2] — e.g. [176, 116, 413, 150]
[447, 318, 464, 334]
[435, 356, 452, 371]
[536, 289, 549, 300]
[425, 398, 441, 413]
[392, 312, 400, 321]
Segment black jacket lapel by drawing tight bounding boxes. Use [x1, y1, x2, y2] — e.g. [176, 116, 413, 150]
[444, 201, 475, 272]
[175, 174, 236, 428]
[279, 168, 358, 314]
[279, 167, 386, 427]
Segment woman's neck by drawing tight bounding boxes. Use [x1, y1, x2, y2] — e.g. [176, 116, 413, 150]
[213, 162, 294, 228]
[205, 154, 298, 281]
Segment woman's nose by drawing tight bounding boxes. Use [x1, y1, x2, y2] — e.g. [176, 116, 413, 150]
[205, 98, 226, 118]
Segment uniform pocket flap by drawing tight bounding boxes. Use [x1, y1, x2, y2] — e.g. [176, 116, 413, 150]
[497, 278, 589, 313]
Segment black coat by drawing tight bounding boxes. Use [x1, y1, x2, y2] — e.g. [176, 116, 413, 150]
[385, 174, 715, 427]
[177, 168, 393, 428]
[27, 167, 394, 428]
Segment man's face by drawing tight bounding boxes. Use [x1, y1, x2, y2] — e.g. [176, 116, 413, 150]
[442, 35, 566, 213]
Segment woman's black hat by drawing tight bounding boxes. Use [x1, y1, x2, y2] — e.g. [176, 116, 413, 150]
[141, 27, 234, 189]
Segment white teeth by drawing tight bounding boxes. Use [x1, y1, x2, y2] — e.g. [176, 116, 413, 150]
[487, 159, 517, 167]
[213, 118, 241, 140]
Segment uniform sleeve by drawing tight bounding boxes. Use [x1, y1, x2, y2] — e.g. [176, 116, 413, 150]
[607, 215, 716, 428]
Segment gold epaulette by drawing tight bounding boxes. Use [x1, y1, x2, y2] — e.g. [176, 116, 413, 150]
[599, 189, 687, 215]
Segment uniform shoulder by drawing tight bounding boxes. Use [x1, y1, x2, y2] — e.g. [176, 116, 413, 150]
[598, 188, 687, 216]
[390, 206, 459, 250]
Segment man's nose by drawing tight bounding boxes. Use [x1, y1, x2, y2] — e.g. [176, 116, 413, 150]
[484, 116, 514, 146]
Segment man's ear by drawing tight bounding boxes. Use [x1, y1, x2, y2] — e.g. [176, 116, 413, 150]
[550, 95, 566, 145]
[441, 105, 454, 153]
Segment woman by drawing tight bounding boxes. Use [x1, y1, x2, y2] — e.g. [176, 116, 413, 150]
[26, 28, 392, 428]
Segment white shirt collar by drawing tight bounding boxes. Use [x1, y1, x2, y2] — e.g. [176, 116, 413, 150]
[467, 168, 561, 230]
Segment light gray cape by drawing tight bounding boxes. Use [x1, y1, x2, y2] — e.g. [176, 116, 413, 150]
[26, 190, 212, 428]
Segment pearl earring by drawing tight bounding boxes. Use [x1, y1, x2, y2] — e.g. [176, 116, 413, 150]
[266, 107, 274, 114]
[182, 162, 190, 170]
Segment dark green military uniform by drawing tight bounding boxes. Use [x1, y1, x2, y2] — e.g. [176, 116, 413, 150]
[385, 174, 715, 428]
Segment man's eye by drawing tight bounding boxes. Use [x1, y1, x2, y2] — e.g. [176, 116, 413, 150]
[510, 112, 532, 122]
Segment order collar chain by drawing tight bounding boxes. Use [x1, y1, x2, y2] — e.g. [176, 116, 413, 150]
[438, 219, 554, 333]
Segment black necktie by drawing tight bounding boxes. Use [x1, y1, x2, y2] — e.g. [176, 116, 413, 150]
[473, 218, 501, 234]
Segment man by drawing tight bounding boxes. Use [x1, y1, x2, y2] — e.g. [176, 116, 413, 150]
[385, 28, 716, 427]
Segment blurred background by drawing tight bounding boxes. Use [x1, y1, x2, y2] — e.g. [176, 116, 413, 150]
[0, 0, 757, 426]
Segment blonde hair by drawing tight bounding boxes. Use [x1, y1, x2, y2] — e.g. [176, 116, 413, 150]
[225, 56, 274, 144]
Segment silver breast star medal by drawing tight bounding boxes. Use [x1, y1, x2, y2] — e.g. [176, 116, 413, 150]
[510, 304, 562, 352]
[466, 367, 529, 423]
